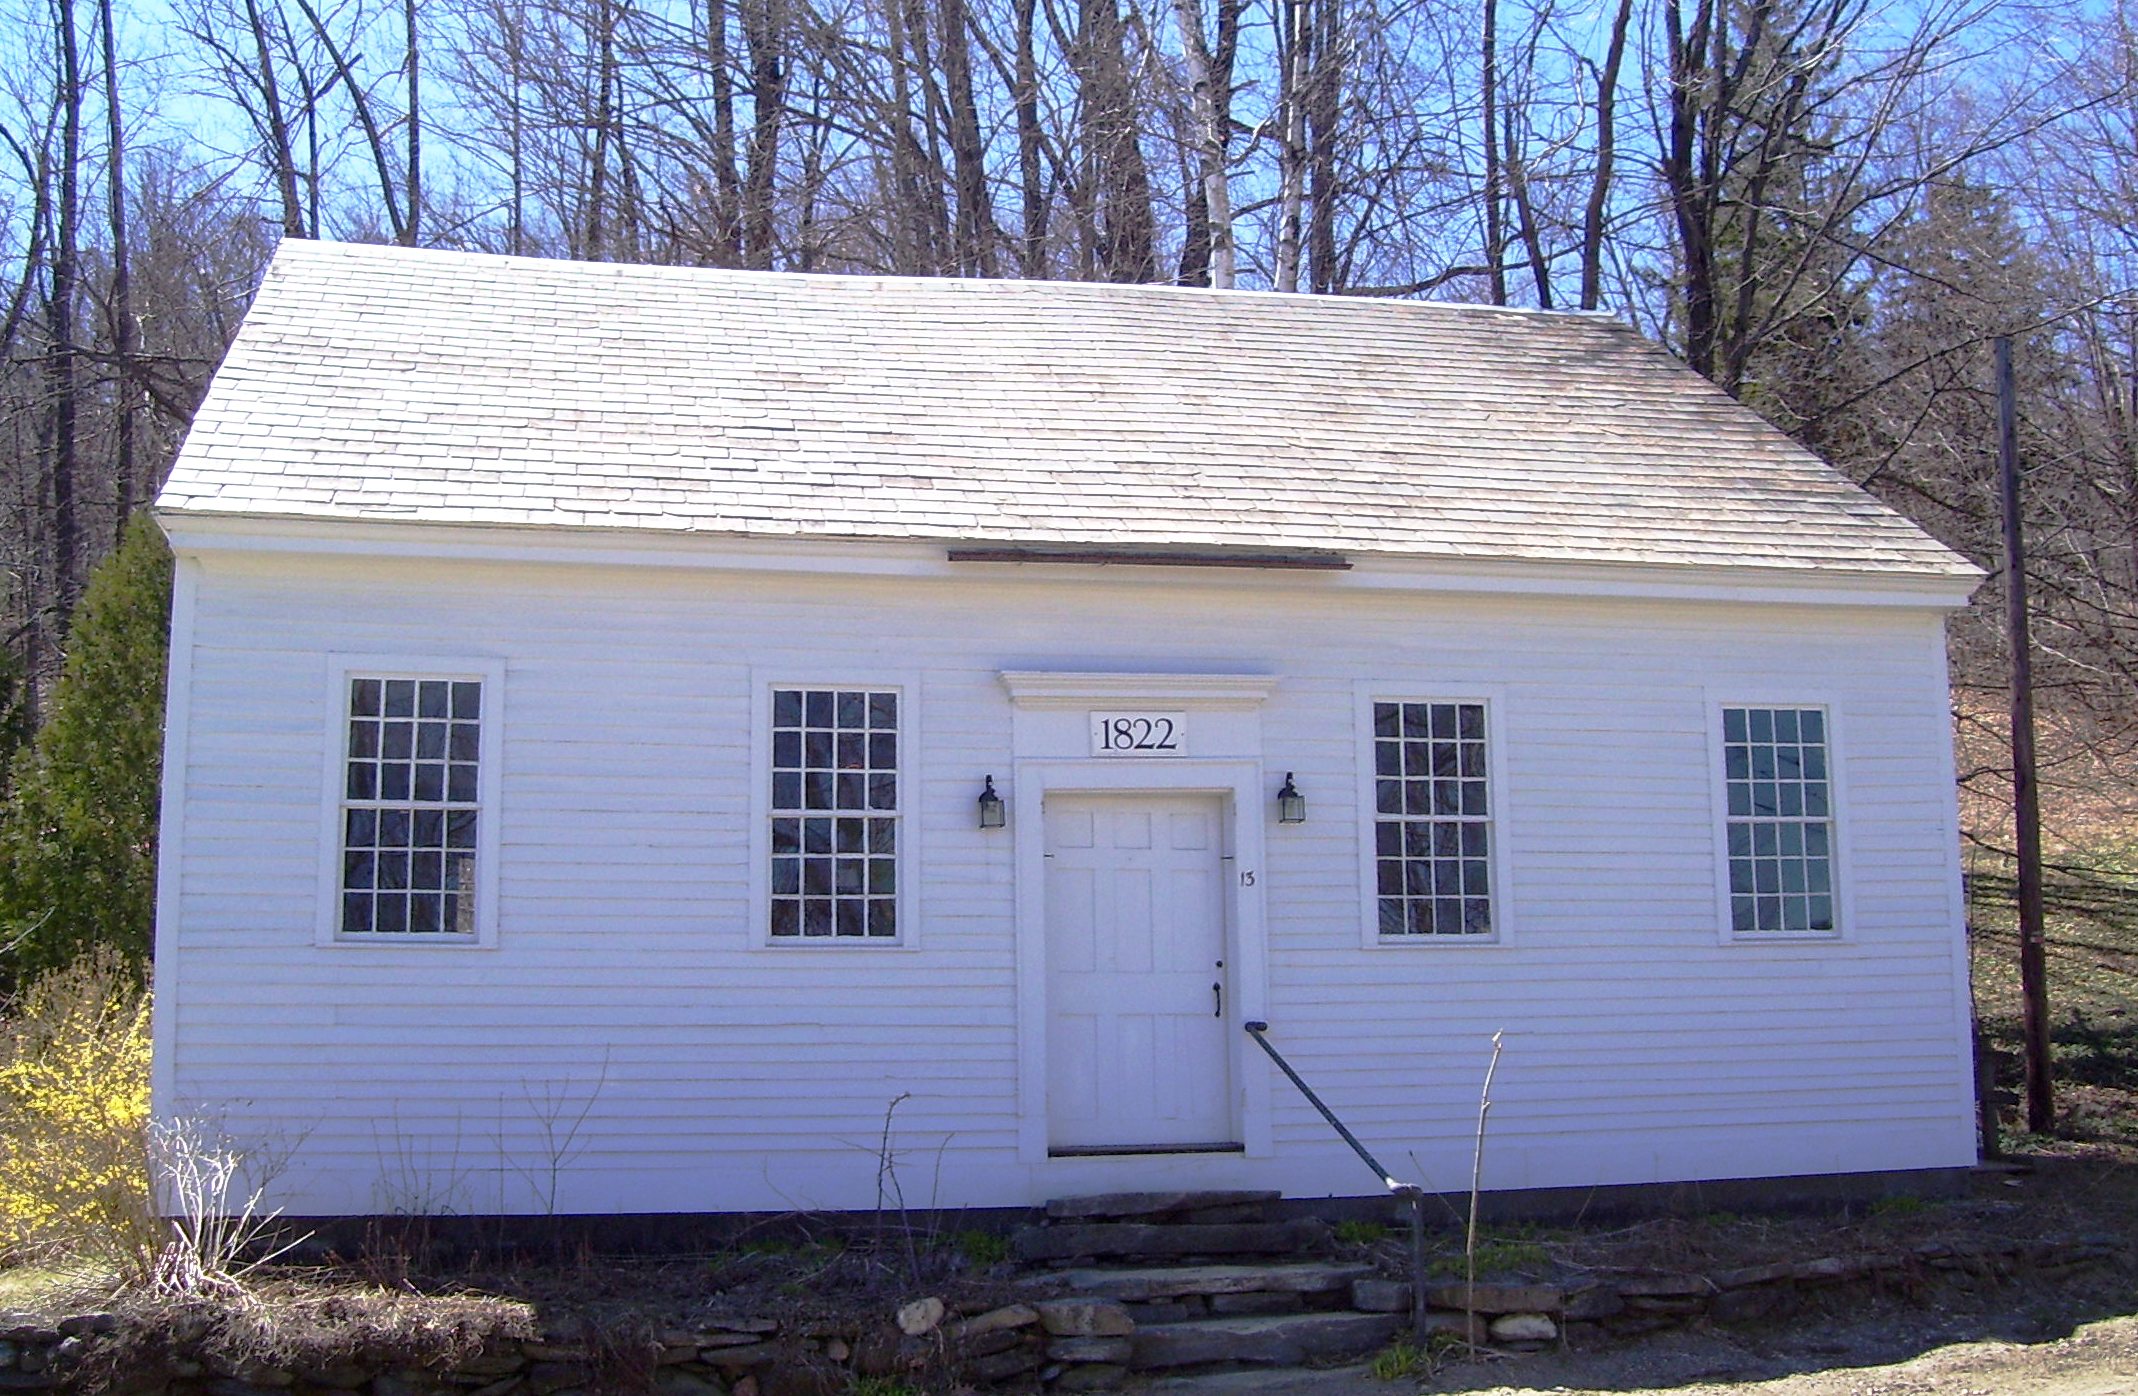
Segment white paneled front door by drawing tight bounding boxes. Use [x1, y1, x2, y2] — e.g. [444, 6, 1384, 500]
[1044, 793, 1235, 1153]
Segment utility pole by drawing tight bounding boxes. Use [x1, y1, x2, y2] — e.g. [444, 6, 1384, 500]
[1997, 335, 2053, 1134]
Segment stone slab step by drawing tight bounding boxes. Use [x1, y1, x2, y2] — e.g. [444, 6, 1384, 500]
[1014, 1219, 1332, 1265]
[1021, 1261, 1375, 1303]
[1130, 1312, 1403, 1370]
[1045, 1190, 1282, 1222]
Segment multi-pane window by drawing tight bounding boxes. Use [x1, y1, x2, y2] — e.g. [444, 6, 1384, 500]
[340, 677, 481, 937]
[1723, 706, 1836, 935]
[770, 688, 899, 940]
[1373, 701, 1492, 938]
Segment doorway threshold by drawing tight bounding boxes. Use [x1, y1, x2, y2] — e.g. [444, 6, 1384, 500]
[1048, 1142, 1246, 1158]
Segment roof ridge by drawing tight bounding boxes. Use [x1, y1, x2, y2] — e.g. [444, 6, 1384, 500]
[268, 237, 1629, 324]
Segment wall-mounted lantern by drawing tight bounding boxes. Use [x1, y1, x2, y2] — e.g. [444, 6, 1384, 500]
[1276, 772, 1307, 824]
[977, 774, 1008, 829]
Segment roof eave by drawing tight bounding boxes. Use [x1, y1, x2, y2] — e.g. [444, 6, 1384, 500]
[154, 508, 1986, 611]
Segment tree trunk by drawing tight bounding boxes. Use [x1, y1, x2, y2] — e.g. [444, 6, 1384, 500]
[939, 0, 995, 274]
[241, 0, 306, 237]
[1506, 126, 1551, 307]
[586, 0, 617, 257]
[1171, 0, 1226, 286]
[1579, 0, 1633, 309]
[1305, 0, 1339, 291]
[1273, 0, 1307, 291]
[1481, 0, 1504, 303]
[1072, 0, 1156, 280]
[1013, 0, 1046, 273]
[740, 0, 788, 268]
[99, 0, 135, 534]
[707, 0, 743, 261]
[404, 0, 420, 244]
[292, 0, 408, 242]
[508, 2, 525, 255]
[1663, 0, 1718, 378]
[46, 0, 84, 624]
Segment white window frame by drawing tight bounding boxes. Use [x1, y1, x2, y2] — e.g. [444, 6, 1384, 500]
[316, 655, 505, 949]
[1706, 696, 1850, 944]
[748, 671, 921, 950]
[1353, 686, 1513, 948]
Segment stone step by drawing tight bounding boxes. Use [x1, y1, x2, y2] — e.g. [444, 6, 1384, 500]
[1045, 1190, 1283, 1223]
[1021, 1261, 1375, 1303]
[1013, 1218, 1332, 1266]
[1129, 1311, 1404, 1370]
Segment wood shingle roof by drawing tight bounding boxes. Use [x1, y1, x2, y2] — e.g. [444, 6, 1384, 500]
[157, 239, 1979, 581]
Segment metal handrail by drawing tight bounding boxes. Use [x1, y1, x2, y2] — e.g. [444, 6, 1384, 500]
[1244, 1020, 1431, 1347]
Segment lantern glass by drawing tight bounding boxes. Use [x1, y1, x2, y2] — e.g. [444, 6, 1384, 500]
[1277, 772, 1306, 824]
[977, 775, 1007, 829]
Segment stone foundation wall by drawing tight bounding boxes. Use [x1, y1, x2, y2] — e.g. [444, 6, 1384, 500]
[4, 1233, 2112, 1394]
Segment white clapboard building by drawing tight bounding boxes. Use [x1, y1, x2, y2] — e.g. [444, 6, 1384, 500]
[151, 239, 1985, 1218]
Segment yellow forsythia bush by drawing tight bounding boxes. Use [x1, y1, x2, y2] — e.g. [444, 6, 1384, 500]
[0, 950, 156, 1274]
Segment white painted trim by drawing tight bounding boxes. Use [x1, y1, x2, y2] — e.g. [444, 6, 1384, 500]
[1923, 622, 1984, 1146]
[1703, 696, 1853, 945]
[149, 555, 201, 1125]
[155, 513, 1984, 611]
[1000, 671, 1278, 707]
[1351, 686, 1516, 949]
[746, 670, 924, 951]
[1012, 759, 1273, 1164]
[314, 657, 507, 949]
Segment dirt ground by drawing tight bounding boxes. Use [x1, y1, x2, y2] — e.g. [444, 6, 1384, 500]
[1155, 1314, 2138, 1395]
[1154, 1147, 2138, 1396]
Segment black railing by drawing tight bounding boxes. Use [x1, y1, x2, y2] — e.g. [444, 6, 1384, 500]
[1244, 1020, 1430, 1347]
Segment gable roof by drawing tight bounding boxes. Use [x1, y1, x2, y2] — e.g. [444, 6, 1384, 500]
[158, 239, 1979, 582]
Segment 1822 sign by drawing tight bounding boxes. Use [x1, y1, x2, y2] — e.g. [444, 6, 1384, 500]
[1090, 711, 1188, 757]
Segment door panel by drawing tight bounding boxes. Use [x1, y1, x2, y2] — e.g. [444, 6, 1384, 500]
[1045, 793, 1234, 1151]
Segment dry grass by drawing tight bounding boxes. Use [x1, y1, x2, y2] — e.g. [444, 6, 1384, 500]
[1950, 697, 2138, 1149]
[65, 1276, 539, 1393]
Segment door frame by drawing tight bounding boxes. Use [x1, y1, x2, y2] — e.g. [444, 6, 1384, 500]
[1013, 758, 1273, 1164]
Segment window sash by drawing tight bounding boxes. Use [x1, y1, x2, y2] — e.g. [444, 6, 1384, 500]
[768, 687, 901, 941]
[337, 675, 483, 940]
[1721, 705, 1837, 935]
[1371, 700, 1494, 938]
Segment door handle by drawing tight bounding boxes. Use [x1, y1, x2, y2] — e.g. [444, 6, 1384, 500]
[1213, 980, 1223, 1018]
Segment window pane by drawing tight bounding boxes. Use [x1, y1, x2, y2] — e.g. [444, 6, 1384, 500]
[771, 688, 899, 942]
[1373, 700, 1491, 936]
[1722, 706, 1836, 935]
[340, 675, 482, 937]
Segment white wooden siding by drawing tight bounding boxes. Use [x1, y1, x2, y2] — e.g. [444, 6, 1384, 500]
[155, 550, 1974, 1215]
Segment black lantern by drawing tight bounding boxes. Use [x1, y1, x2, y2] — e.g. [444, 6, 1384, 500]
[1276, 772, 1306, 824]
[977, 774, 1007, 829]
